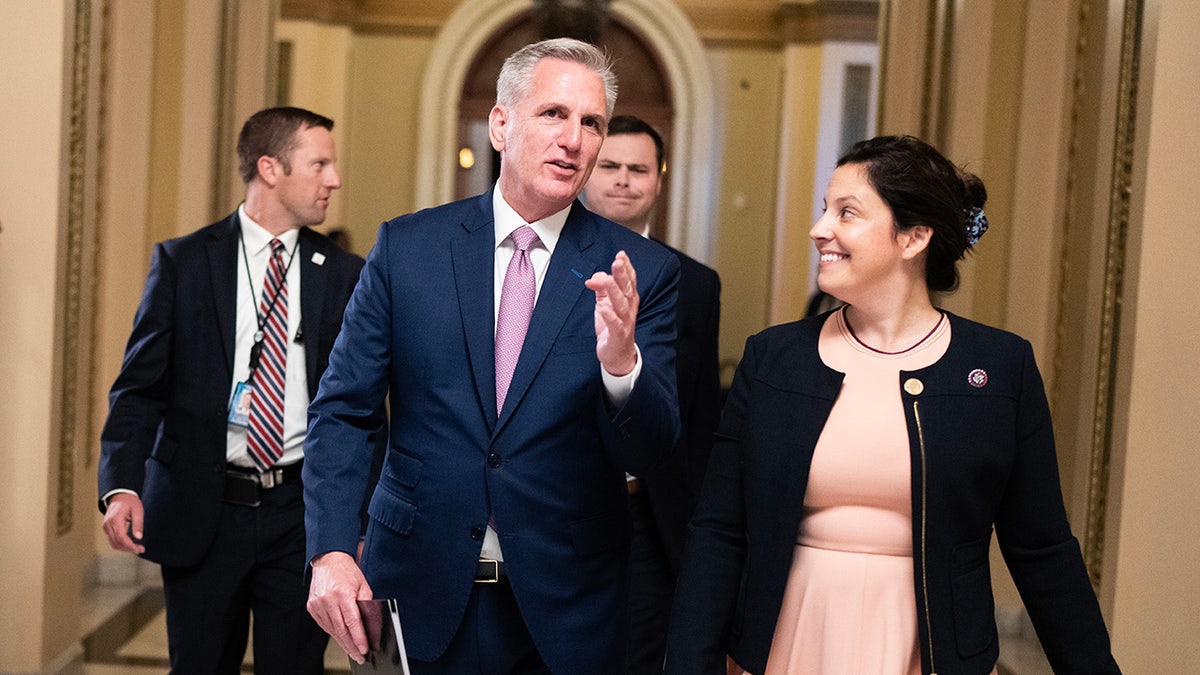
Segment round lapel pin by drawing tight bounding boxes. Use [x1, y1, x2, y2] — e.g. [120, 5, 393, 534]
[967, 369, 988, 388]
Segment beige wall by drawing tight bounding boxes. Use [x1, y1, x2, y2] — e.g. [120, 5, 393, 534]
[0, 2, 68, 670]
[343, 33, 436, 254]
[769, 43, 823, 326]
[706, 48, 785, 377]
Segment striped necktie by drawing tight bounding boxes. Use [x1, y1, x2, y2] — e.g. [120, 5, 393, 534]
[247, 239, 288, 471]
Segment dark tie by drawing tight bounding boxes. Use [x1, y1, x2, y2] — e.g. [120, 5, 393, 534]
[247, 239, 288, 471]
[495, 225, 539, 414]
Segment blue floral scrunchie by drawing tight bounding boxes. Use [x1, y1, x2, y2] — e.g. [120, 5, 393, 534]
[965, 206, 988, 246]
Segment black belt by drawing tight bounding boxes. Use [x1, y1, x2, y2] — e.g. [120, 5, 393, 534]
[223, 461, 303, 507]
[475, 559, 507, 583]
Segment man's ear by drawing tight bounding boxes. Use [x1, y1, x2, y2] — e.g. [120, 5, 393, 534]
[900, 224, 933, 260]
[256, 155, 280, 187]
[488, 105, 508, 152]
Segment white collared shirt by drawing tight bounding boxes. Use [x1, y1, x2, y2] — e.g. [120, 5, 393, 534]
[483, 186, 641, 561]
[226, 204, 309, 468]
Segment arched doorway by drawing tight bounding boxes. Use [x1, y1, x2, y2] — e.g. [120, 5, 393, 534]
[416, 0, 716, 261]
[454, 11, 674, 240]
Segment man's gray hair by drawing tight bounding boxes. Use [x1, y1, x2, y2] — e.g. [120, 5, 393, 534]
[496, 38, 618, 120]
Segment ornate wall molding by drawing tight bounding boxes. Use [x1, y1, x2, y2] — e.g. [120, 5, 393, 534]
[1080, 0, 1142, 588]
[59, 0, 95, 535]
[1053, 0, 1142, 588]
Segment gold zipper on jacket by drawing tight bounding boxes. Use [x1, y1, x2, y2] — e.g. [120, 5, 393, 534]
[913, 400, 936, 675]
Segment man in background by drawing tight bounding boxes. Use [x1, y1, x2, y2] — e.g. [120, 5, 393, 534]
[99, 107, 380, 674]
[585, 114, 722, 673]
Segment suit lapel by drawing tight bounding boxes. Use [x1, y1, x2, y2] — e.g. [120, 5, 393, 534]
[206, 213, 240, 380]
[298, 228, 328, 399]
[495, 202, 597, 434]
[452, 193, 501, 430]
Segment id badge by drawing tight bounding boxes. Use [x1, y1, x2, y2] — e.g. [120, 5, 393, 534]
[227, 381, 252, 427]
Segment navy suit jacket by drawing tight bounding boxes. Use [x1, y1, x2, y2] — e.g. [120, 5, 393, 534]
[640, 243, 721, 572]
[304, 190, 681, 673]
[98, 212, 373, 568]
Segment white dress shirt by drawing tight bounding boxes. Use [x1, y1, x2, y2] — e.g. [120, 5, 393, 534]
[101, 208, 311, 506]
[482, 185, 641, 561]
[226, 205, 309, 468]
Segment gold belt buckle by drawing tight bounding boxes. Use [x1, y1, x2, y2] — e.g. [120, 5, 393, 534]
[477, 559, 500, 583]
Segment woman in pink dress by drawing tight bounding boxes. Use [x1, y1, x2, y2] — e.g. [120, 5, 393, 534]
[664, 136, 1119, 674]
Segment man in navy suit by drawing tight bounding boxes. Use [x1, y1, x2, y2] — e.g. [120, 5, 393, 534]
[304, 39, 681, 674]
[584, 115, 722, 673]
[98, 107, 376, 674]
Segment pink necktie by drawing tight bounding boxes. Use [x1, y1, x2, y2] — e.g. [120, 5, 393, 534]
[247, 239, 288, 471]
[495, 226, 539, 414]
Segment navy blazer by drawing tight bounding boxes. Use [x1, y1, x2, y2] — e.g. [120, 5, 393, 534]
[666, 312, 1119, 675]
[640, 244, 721, 572]
[97, 212, 372, 568]
[303, 191, 681, 673]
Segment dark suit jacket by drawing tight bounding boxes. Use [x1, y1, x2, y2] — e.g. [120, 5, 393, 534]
[97, 212, 371, 568]
[640, 243, 720, 572]
[666, 312, 1119, 675]
[303, 191, 681, 674]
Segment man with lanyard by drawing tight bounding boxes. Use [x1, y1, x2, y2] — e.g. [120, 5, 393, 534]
[98, 107, 382, 674]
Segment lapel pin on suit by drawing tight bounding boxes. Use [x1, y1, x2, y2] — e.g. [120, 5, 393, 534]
[312, 251, 326, 266]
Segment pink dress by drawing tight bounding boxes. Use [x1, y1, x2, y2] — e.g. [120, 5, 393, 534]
[745, 309, 958, 674]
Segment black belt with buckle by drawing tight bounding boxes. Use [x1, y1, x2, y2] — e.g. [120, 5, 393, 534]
[223, 461, 303, 507]
[475, 559, 506, 583]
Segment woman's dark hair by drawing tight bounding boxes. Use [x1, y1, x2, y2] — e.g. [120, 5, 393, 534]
[837, 135, 987, 293]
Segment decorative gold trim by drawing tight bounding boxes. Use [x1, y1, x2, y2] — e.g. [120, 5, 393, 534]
[1080, 0, 1143, 588]
[1052, 5, 1085, 416]
[87, 0, 111, 477]
[1051, 0, 1096, 583]
[59, 0, 94, 536]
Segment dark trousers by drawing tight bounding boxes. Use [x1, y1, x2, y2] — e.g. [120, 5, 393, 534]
[627, 490, 675, 674]
[409, 578, 549, 675]
[160, 482, 327, 675]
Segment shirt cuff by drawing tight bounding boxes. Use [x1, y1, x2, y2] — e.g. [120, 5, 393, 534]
[101, 488, 139, 509]
[601, 344, 641, 408]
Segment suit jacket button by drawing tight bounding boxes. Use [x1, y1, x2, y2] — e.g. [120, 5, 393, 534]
[470, 526, 484, 541]
[487, 452, 501, 468]
[904, 378, 924, 396]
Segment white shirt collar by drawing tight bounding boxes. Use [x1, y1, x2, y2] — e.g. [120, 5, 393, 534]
[238, 203, 300, 256]
[492, 184, 569, 253]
